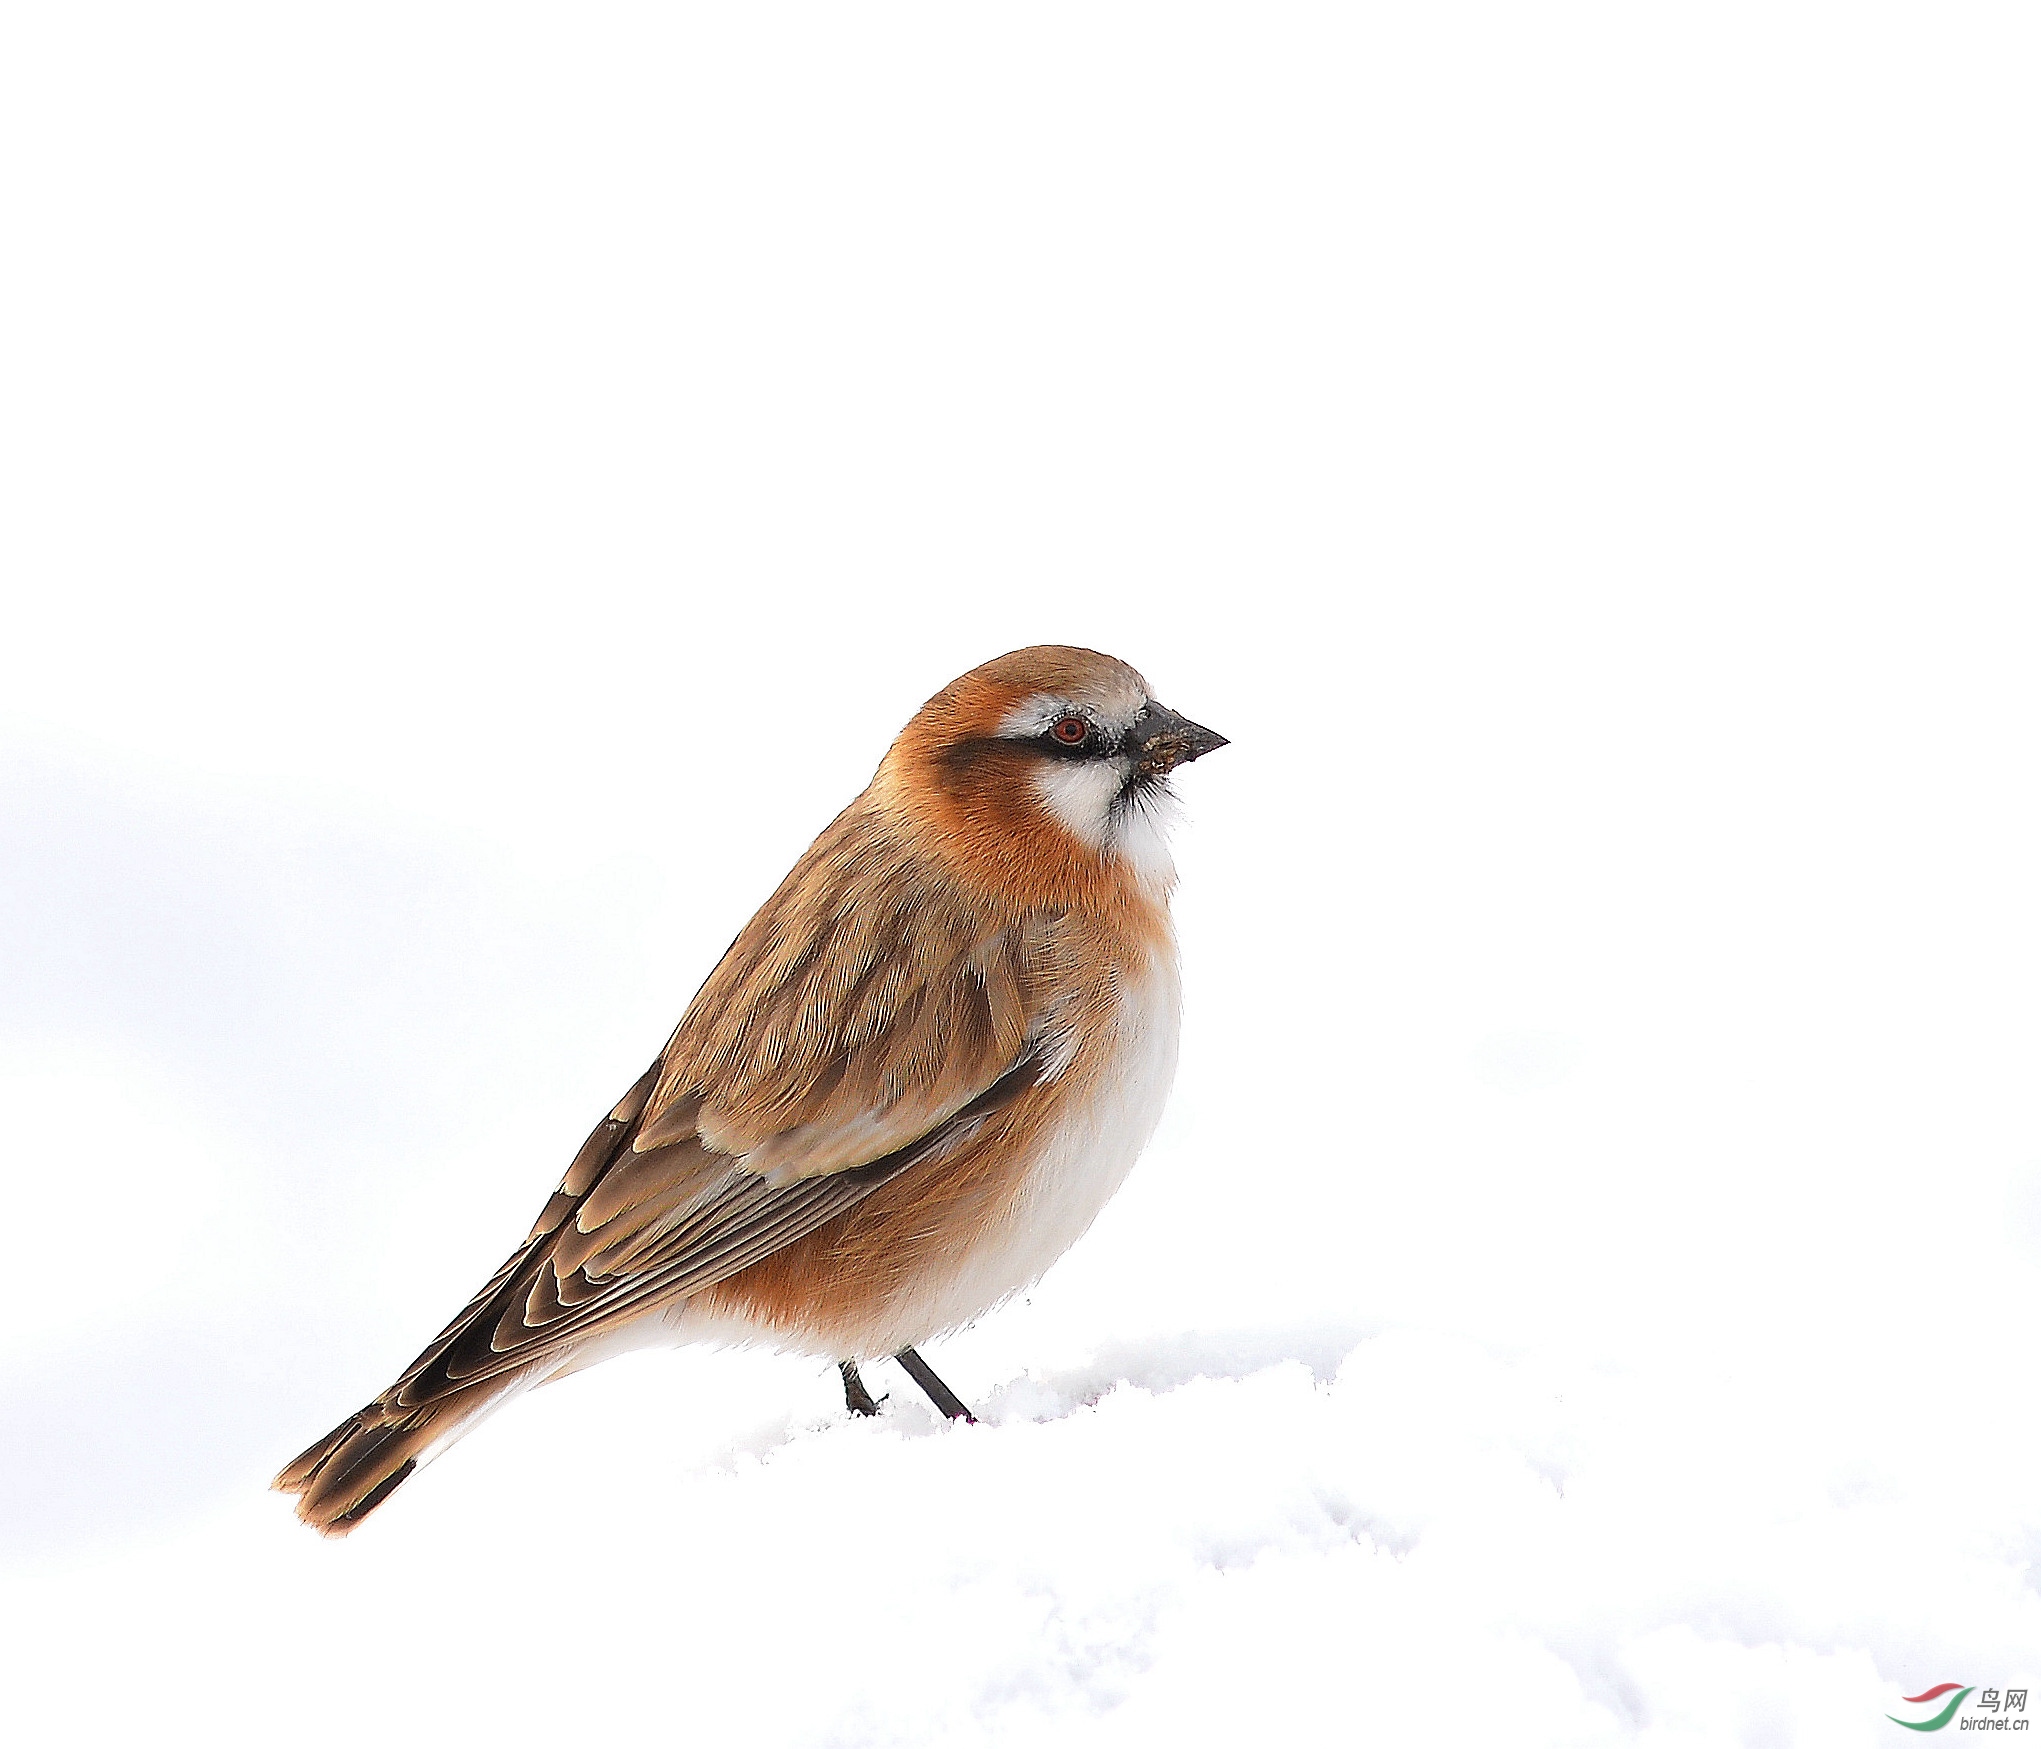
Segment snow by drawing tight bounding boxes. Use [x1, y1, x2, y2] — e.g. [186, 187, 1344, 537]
[4, 1, 2041, 1742]
[2, 1323, 2034, 1744]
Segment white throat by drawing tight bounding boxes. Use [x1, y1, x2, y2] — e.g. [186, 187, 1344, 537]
[1030, 762, 1180, 895]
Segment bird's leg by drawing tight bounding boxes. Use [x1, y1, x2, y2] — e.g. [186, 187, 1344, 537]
[839, 1359, 883, 1416]
[894, 1348, 977, 1423]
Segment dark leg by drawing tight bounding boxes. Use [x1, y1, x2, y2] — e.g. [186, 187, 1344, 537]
[840, 1359, 883, 1416]
[894, 1347, 977, 1423]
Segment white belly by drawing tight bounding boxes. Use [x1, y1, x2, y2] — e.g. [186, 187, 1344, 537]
[876, 939, 1183, 1348]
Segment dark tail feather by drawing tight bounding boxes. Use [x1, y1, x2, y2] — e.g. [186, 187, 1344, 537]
[273, 1400, 469, 1536]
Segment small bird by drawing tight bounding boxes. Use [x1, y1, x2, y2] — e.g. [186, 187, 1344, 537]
[276, 645, 1226, 1533]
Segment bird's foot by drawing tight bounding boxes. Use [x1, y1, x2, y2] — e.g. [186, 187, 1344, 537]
[839, 1359, 885, 1417]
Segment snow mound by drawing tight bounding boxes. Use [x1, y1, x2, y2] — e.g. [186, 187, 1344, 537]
[3, 1327, 2031, 1745]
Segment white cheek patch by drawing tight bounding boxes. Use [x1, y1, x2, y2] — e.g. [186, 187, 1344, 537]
[1031, 758, 1127, 848]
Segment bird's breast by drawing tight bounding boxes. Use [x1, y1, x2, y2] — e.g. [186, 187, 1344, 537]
[690, 928, 1183, 1359]
[899, 936, 1184, 1343]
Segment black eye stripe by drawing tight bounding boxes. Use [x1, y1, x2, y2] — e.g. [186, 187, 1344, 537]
[937, 728, 1121, 772]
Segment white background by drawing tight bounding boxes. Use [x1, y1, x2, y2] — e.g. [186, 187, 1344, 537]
[1, 5, 2036, 1743]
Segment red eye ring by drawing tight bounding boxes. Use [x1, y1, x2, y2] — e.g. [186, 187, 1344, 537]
[1051, 715, 1090, 745]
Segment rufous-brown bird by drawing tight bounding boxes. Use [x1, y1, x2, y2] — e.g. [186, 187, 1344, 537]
[276, 645, 1226, 1533]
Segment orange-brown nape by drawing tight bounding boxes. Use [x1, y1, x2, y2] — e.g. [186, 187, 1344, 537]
[274, 644, 1224, 1534]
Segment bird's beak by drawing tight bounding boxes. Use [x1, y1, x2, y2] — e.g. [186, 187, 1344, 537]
[1127, 700, 1229, 777]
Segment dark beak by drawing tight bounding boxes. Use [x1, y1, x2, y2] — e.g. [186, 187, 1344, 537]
[1126, 700, 1229, 778]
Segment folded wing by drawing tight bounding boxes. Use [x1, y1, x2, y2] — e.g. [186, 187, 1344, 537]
[277, 809, 1051, 1531]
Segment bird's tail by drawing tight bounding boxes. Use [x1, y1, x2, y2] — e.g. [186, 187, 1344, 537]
[273, 1383, 505, 1536]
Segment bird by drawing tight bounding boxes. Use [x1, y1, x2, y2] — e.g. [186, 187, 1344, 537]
[275, 644, 1226, 1534]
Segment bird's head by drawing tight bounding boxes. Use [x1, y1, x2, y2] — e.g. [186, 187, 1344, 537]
[879, 645, 1227, 906]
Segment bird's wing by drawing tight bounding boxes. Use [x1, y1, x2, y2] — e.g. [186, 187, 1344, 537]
[634, 812, 1038, 1180]
[381, 825, 1052, 1411]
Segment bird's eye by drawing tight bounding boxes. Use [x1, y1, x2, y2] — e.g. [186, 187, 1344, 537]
[1051, 715, 1090, 746]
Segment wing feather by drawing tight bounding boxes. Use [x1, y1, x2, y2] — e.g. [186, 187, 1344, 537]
[640, 811, 1034, 1178]
[365, 805, 1057, 1415]
[393, 1052, 1040, 1405]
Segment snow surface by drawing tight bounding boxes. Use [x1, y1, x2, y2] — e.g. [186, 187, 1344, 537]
[2, 1320, 2036, 1745]
[3, 2, 2040, 1743]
